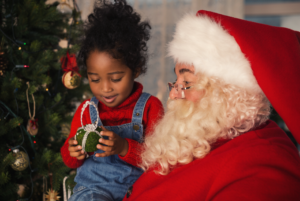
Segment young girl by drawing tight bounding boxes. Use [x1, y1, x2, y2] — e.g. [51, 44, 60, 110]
[60, 1, 164, 200]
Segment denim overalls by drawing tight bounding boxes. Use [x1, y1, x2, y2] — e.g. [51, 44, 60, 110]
[69, 93, 151, 201]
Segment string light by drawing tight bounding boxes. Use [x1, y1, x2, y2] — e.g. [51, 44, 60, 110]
[18, 47, 21, 50]
[16, 40, 26, 46]
[0, 101, 35, 150]
[34, 141, 36, 144]
[46, 88, 49, 91]
[15, 65, 29, 68]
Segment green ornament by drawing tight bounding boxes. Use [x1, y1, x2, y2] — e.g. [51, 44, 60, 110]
[76, 127, 102, 152]
[75, 100, 102, 154]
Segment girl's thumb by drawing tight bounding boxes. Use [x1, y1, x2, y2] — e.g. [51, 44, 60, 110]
[100, 126, 107, 131]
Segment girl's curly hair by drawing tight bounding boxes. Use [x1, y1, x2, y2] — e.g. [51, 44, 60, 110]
[78, 0, 151, 76]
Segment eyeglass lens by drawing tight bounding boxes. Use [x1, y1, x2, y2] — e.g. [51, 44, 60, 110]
[168, 82, 185, 98]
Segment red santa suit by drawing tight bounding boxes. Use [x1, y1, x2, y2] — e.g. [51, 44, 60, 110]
[123, 120, 300, 201]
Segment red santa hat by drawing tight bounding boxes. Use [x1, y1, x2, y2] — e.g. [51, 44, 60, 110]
[168, 10, 300, 144]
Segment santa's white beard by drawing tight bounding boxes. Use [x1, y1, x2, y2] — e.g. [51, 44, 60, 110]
[140, 98, 226, 175]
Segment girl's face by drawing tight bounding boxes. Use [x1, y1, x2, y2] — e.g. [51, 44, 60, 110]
[86, 50, 137, 107]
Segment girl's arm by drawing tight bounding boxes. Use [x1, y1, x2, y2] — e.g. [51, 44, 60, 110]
[60, 100, 90, 169]
[119, 96, 164, 167]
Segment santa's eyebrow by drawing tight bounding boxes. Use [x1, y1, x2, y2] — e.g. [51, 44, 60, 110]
[179, 68, 194, 74]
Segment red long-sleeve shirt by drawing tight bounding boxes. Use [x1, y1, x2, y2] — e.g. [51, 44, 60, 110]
[61, 82, 164, 169]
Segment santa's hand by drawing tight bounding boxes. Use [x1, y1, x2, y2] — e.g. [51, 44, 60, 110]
[95, 126, 129, 157]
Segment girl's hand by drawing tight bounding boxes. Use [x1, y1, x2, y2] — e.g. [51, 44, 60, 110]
[68, 137, 87, 160]
[95, 126, 129, 157]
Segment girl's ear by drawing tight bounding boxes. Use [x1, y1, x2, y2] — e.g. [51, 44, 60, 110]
[134, 69, 141, 79]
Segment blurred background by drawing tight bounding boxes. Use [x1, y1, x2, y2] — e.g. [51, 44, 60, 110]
[0, 0, 299, 200]
[65, 0, 300, 104]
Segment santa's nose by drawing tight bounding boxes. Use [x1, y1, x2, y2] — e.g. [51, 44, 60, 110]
[169, 87, 185, 99]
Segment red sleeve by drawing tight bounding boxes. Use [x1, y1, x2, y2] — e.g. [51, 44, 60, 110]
[119, 96, 164, 167]
[60, 100, 91, 169]
[208, 144, 300, 201]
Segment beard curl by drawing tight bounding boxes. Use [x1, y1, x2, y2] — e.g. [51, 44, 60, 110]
[140, 74, 270, 175]
[140, 98, 223, 175]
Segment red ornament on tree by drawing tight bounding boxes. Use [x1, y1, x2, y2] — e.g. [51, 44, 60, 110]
[27, 118, 38, 136]
[26, 82, 39, 136]
[61, 52, 81, 89]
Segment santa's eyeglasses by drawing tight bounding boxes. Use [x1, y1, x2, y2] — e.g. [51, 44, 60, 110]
[168, 82, 195, 99]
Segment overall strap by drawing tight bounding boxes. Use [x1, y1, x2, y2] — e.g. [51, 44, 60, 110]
[89, 97, 103, 127]
[131, 93, 151, 124]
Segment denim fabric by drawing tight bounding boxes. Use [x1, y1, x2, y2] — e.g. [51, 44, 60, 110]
[68, 186, 112, 201]
[70, 93, 151, 201]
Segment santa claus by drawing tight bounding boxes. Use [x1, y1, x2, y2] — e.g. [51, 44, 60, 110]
[123, 10, 300, 201]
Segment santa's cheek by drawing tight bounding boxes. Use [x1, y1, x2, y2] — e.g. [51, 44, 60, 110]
[186, 90, 205, 102]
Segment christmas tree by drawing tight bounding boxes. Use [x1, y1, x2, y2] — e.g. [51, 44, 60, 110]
[0, 0, 89, 200]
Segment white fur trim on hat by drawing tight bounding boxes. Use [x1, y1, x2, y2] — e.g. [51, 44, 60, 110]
[168, 13, 262, 93]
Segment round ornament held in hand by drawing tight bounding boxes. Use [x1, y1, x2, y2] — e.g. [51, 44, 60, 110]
[75, 101, 102, 154]
[62, 71, 81, 89]
[76, 127, 102, 152]
[11, 149, 29, 171]
[27, 118, 38, 136]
